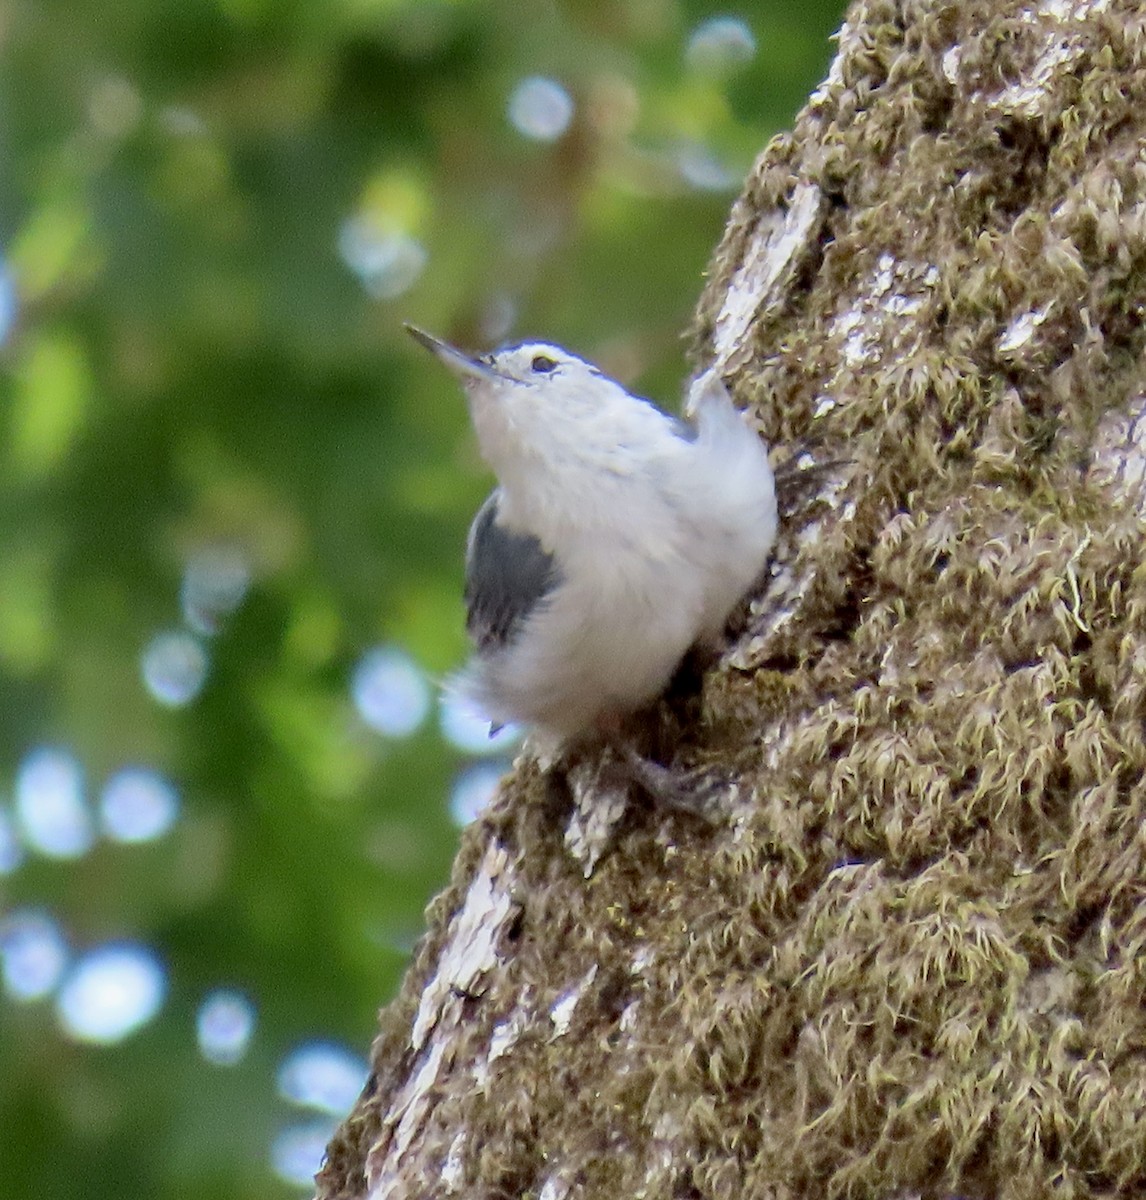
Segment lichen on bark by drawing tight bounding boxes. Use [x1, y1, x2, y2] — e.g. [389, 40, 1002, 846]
[318, 0, 1146, 1196]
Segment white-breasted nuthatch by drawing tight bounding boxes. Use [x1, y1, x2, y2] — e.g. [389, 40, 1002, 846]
[406, 325, 777, 777]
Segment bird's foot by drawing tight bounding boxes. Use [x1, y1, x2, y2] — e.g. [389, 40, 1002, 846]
[606, 739, 732, 821]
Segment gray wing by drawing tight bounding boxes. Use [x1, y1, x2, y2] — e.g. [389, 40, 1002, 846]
[464, 491, 561, 652]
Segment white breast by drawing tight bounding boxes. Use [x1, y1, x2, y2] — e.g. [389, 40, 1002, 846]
[460, 366, 777, 744]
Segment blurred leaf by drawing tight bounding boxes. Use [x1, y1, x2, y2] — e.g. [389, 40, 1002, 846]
[0, 545, 56, 675]
[0, 1, 848, 1196]
[11, 199, 96, 301]
[10, 330, 91, 480]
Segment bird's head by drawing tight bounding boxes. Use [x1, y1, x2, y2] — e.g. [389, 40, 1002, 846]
[405, 325, 670, 488]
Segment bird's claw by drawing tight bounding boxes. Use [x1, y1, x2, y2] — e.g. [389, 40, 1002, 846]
[607, 740, 731, 821]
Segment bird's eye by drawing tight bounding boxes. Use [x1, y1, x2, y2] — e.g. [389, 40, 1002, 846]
[530, 355, 558, 374]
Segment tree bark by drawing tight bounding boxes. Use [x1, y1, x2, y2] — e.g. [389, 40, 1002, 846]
[318, 0, 1146, 1195]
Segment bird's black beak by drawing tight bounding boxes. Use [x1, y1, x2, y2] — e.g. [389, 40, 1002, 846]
[404, 324, 501, 382]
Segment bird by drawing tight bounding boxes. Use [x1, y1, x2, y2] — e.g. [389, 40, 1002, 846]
[406, 324, 778, 805]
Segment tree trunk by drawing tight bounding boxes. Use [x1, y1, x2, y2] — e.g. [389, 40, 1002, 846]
[317, 0, 1146, 1195]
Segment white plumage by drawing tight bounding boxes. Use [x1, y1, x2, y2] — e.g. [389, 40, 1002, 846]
[406, 327, 777, 752]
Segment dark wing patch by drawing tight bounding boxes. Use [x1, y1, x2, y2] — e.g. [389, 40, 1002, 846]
[668, 413, 699, 442]
[464, 492, 561, 651]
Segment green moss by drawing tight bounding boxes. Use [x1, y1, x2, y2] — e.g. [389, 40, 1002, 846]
[320, 1, 1146, 1196]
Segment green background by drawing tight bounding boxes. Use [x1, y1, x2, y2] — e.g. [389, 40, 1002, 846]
[0, 1, 844, 1195]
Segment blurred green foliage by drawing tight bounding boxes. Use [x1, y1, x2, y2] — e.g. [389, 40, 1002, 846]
[0, 0, 844, 1195]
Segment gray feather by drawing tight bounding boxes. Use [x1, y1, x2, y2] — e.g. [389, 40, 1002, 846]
[465, 491, 560, 652]
[669, 414, 699, 442]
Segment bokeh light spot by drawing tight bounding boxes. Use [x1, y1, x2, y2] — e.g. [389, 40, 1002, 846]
[158, 105, 208, 137]
[15, 746, 93, 859]
[338, 220, 427, 300]
[507, 76, 574, 141]
[351, 646, 430, 738]
[271, 1121, 335, 1189]
[141, 630, 209, 707]
[0, 910, 68, 1001]
[449, 762, 506, 827]
[678, 143, 740, 192]
[99, 767, 180, 843]
[87, 75, 143, 139]
[56, 944, 166, 1044]
[685, 16, 757, 75]
[181, 546, 251, 635]
[439, 690, 520, 755]
[278, 1041, 369, 1115]
[0, 259, 18, 347]
[197, 989, 256, 1066]
[478, 292, 518, 345]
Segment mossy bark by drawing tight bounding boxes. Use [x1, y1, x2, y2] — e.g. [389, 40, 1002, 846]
[318, 0, 1146, 1196]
